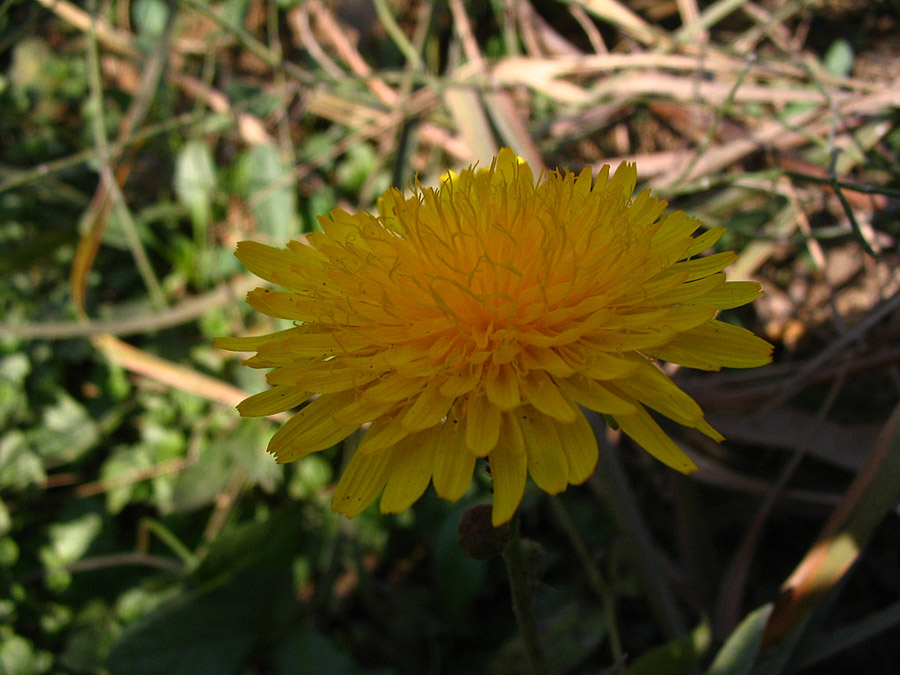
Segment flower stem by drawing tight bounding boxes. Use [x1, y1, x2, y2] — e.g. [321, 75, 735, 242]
[549, 496, 624, 662]
[502, 514, 552, 675]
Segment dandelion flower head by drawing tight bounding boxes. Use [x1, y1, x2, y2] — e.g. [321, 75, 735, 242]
[216, 149, 772, 525]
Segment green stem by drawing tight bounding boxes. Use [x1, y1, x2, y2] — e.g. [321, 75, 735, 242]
[140, 518, 196, 568]
[502, 514, 552, 675]
[549, 496, 624, 662]
[591, 426, 687, 639]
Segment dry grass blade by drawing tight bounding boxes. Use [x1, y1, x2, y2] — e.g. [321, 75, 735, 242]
[570, 0, 667, 46]
[762, 401, 900, 647]
[92, 334, 264, 413]
[0, 274, 262, 340]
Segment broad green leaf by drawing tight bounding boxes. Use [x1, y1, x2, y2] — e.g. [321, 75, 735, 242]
[0, 431, 45, 490]
[764, 402, 900, 645]
[707, 604, 772, 675]
[60, 601, 118, 673]
[287, 453, 332, 500]
[823, 39, 854, 78]
[628, 619, 712, 675]
[133, 0, 170, 39]
[433, 506, 486, 622]
[174, 139, 217, 233]
[335, 143, 378, 194]
[100, 445, 154, 514]
[270, 626, 394, 675]
[40, 513, 103, 569]
[236, 143, 299, 241]
[107, 506, 308, 675]
[0, 634, 52, 675]
[28, 391, 99, 464]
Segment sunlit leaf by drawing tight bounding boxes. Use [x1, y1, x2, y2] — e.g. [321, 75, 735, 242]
[707, 604, 772, 675]
[236, 143, 299, 242]
[174, 139, 217, 233]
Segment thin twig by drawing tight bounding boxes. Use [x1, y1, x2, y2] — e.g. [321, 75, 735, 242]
[0, 274, 261, 340]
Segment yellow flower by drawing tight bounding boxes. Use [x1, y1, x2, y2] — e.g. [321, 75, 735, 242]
[216, 149, 772, 526]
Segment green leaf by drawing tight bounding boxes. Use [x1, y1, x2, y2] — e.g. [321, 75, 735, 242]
[335, 143, 378, 194]
[432, 506, 486, 622]
[133, 0, 170, 39]
[628, 619, 712, 675]
[28, 391, 100, 464]
[107, 506, 308, 675]
[0, 353, 29, 385]
[0, 633, 52, 675]
[765, 401, 900, 644]
[824, 39, 854, 78]
[174, 139, 217, 233]
[236, 144, 299, 241]
[60, 601, 118, 673]
[40, 512, 103, 568]
[287, 453, 332, 500]
[707, 604, 772, 675]
[170, 420, 279, 513]
[0, 431, 45, 490]
[0, 500, 11, 537]
[107, 573, 281, 675]
[100, 445, 153, 514]
[269, 626, 394, 675]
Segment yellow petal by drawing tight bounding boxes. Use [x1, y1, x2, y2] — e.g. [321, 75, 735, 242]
[246, 288, 316, 322]
[614, 305, 717, 333]
[571, 349, 640, 381]
[465, 394, 501, 456]
[609, 162, 637, 199]
[268, 393, 358, 463]
[266, 362, 380, 392]
[556, 410, 599, 484]
[362, 376, 427, 402]
[332, 446, 392, 517]
[609, 362, 705, 427]
[614, 268, 692, 305]
[402, 384, 456, 431]
[693, 281, 763, 309]
[379, 430, 438, 514]
[440, 370, 480, 397]
[582, 329, 675, 352]
[214, 326, 302, 352]
[432, 408, 476, 501]
[614, 406, 698, 473]
[331, 397, 395, 427]
[234, 240, 296, 285]
[558, 377, 637, 415]
[519, 371, 577, 423]
[483, 363, 521, 410]
[237, 385, 310, 417]
[647, 320, 773, 370]
[693, 416, 725, 443]
[650, 273, 725, 306]
[516, 407, 569, 493]
[488, 439, 527, 526]
[518, 346, 575, 378]
[259, 330, 372, 359]
[357, 414, 409, 456]
[650, 211, 702, 252]
[683, 226, 725, 258]
[678, 251, 737, 281]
